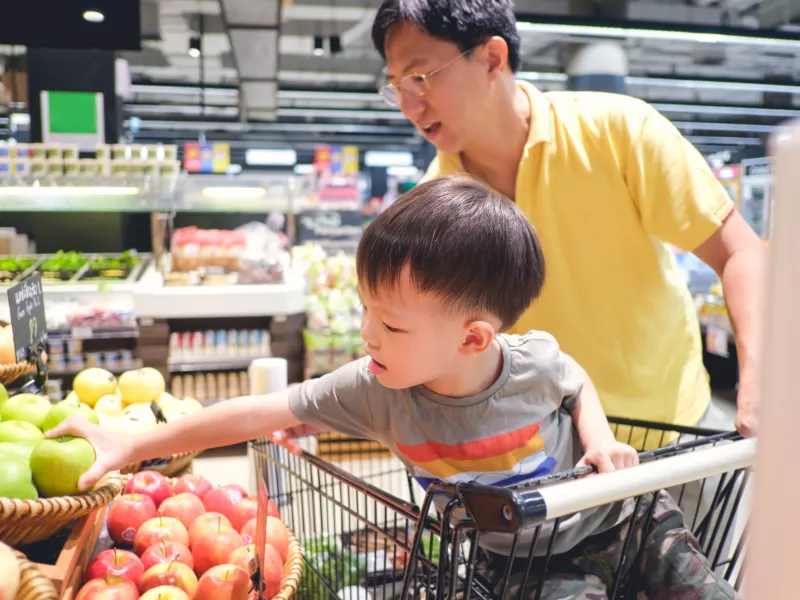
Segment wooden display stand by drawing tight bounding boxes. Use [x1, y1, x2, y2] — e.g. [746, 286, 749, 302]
[17, 507, 108, 600]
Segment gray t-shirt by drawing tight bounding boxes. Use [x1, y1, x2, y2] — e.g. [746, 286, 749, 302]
[289, 331, 625, 556]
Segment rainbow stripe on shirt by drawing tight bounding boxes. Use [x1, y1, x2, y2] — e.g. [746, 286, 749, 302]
[396, 421, 557, 490]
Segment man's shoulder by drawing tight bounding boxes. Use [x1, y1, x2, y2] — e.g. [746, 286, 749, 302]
[542, 90, 655, 132]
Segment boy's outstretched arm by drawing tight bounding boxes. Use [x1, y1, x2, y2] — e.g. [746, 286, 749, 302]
[570, 377, 639, 473]
[46, 389, 302, 491]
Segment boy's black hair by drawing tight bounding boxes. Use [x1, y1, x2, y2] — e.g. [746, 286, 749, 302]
[356, 176, 545, 330]
[371, 0, 522, 73]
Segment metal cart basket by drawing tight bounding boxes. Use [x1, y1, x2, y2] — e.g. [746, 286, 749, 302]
[251, 417, 755, 600]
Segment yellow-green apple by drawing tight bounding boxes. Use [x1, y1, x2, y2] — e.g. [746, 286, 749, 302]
[192, 528, 245, 576]
[139, 586, 190, 600]
[158, 492, 206, 531]
[94, 394, 124, 417]
[141, 541, 194, 572]
[42, 400, 99, 432]
[133, 517, 190, 556]
[0, 394, 51, 429]
[84, 549, 145, 588]
[173, 474, 212, 500]
[75, 574, 140, 600]
[0, 441, 36, 462]
[202, 486, 247, 524]
[0, 420, 44, 444]
[140, 561, 198, 598]
[124, 471, 172, 508]
[196, 564, 251, 600]
[0, 541, 20, 600]
[0, 455, 37, 500]
[29, 435, 96, 497]
[107, 494, 158, 545]
[189, 513, 233, 548]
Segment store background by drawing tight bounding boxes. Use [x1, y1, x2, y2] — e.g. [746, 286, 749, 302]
[0, 0, 790, 485]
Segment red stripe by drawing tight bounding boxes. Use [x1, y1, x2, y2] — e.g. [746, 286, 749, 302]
[396, 422, 541, 463]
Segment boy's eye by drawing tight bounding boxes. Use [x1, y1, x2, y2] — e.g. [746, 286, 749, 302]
[383, 323, 400, 333]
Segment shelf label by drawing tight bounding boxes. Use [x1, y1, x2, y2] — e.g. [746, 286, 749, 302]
[70, 326, 93, 339]
[7, 273, 48, 362]
[706, 326, 730, 358]
[297, 209, 363, 254]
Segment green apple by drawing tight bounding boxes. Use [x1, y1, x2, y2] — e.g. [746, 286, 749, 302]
[0, 455, 38, 500]
[41, 401, 100, 433]
[0, 394, 52, 430]
[0, 441, 37, 462]
[0, 383, 8, 411]
[0, 420, 45, 444]
[29, 436, 96, 497]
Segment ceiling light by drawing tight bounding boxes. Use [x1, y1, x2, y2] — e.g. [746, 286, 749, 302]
[189, 37, 202, 58]
[652, 103, 800, 119]
[83, 10, 104, 23]
[516, 20, 800, 49]
[364, 151, 413, 167]
[0, 186, 140, 197]
[246, 148, 297, 166]
[313, 36, 325, 57]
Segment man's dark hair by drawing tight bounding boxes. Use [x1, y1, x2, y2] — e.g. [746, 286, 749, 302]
[357, 176, 544, 330]
[371, 0, 522, 73]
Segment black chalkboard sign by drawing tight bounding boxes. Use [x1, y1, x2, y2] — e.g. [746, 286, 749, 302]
[7, 273, 48, 362]
[296, 209, 363, 254]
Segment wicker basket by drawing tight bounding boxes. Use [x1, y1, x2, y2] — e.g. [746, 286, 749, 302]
[121, 451, 200, 477]
[273, 531, 304, 600]
[0, 361, 36, 387]
[0, 472, 124, 547]
[14, 549, 58, 600]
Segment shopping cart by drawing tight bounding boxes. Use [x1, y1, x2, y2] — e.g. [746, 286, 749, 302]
[251, 418, 755, 600]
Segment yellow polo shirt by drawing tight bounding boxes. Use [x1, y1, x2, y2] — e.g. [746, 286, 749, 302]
[423, 81, 734, 448]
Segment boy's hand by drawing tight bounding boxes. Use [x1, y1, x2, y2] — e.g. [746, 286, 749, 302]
[576, 442, 639, 474]
[270, 424, 320, 456]
[45, 417, 132, 491]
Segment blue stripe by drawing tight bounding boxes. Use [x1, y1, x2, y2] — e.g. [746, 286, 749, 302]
[413, 456, 557, 491]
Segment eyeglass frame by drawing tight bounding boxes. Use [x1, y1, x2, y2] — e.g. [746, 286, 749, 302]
[378, 46, 477, 107]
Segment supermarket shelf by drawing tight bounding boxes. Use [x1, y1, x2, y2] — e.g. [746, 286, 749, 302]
[48, 326, 139, 342]
[134, 279, 306, 318]
[0, 186, 168, 212]
[169, 355, 264, 373]
[49, 360, 143, 377]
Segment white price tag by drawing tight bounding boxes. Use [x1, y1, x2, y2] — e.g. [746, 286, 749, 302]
[70, 326, 93, 339]
[706, 326, 730, 358]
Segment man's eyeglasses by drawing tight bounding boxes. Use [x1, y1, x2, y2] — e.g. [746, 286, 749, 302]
[378, 48, 474, 107]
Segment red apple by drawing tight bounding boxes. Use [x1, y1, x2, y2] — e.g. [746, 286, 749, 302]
[158, 492, 206, 531]
[140, 561, 198, 598]
[229, 498, 258, 533]
[227, 543, 281, 580]
[192, 529, 245, 576]
[240, 517, 289, 563]
[85, 549, 145, 588]
[107, 494, 158, 545]
[141, 540, 194, 572]
[134, 517, 190, 556]
[195, 565, 250, 600]
[76, 574, 140, 600]
[125, 471, 173, 508]
[202, 486, 247, 524]
[260, 543, 284, 599]
[139, 586, 190, 600]
[173, 474, 213, 499]
[189, 513, 233, 548]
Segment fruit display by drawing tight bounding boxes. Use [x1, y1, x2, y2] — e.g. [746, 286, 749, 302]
[76, 472, 296, 600]
[0, 541, 21, 599]
[292, 245, 364, 377]
[84, 251, 141, 280]
[0, 256, 37, 284]
[38, 251, 88, 282]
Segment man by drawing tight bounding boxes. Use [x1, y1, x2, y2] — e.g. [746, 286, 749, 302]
[367, 0, 764, 443]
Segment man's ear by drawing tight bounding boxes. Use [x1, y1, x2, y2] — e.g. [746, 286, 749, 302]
[459, 320, 497, 357]
[483, 36, 510, 77]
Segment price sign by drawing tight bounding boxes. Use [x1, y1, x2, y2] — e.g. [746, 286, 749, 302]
[296, 209, 363, 254]
[7, 273, 48, 362]
[706, 326, 730, 358]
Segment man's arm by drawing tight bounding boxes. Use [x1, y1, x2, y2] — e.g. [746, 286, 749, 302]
[47, 389, 302, 490]
[693, 210, 766, 437]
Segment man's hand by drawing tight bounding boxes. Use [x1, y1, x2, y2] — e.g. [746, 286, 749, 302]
[577, 442, 639, 474]
[735, 373, 759, 437]
[45, 417, 133, 491]
[270, 424, 320, 455]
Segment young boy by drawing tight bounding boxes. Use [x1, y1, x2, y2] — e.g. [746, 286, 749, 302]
[51, 177, 737, 599]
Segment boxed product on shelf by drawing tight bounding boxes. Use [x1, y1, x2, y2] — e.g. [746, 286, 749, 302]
[172, 226, 247, 272]
[169, 328, 271, 359]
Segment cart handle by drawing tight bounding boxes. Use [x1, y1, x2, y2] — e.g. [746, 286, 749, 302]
[456, 438, 756, 534]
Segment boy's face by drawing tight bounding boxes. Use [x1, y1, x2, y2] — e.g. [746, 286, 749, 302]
[358, 269, 493, 391]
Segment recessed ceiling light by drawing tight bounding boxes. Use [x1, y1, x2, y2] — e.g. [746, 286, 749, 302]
[83, 10, 104, 23]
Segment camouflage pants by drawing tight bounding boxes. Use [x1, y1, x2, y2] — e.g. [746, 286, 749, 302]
[475, 490, 739, 600]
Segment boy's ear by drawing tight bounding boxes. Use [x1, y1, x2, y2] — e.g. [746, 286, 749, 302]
[459, 320, 496, 357]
